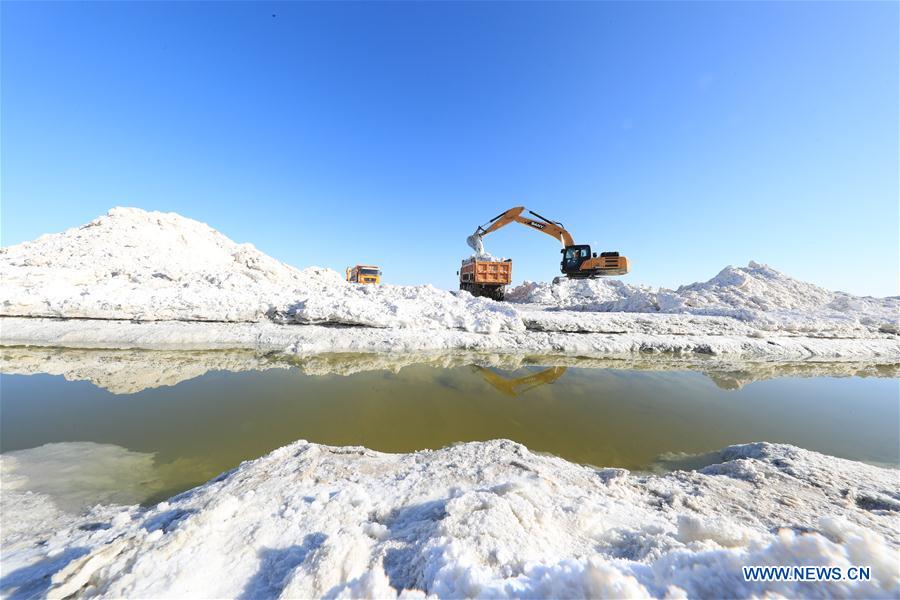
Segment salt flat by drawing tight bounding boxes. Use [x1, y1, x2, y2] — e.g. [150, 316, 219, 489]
[1, 208, 898, 598]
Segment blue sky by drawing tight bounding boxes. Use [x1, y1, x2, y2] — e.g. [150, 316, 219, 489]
[2, 2, 897, 295]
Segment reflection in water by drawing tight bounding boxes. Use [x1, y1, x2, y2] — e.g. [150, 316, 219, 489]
[2, 442, 208, 512]
[2, 346, 899, 394]
[1, 347, 898, 508]
[475, 366, 567, 396]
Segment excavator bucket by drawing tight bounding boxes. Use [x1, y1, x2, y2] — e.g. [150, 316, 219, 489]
[466, 233, 485, 254]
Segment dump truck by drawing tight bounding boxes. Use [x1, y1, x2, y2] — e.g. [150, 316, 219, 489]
[458, 257, 511, 301]
[346, 264, 382, 284]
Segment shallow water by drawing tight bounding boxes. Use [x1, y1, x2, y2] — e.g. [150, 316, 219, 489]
[1, 348, 898, 507]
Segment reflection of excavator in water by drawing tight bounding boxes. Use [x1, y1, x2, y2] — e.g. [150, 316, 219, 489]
[474, 366, 567, 396]
[467, 206, 629, 279]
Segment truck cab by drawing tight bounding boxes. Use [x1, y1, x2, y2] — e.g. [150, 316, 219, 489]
[346, 265, 382, 284]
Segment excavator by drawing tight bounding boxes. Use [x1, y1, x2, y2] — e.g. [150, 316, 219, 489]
[467, 206, 629, 278]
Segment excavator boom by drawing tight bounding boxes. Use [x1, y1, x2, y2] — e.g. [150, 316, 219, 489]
[472, 206, 575, 248]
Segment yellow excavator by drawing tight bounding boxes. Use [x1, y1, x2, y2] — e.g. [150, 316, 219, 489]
[467, 206, 629, 278]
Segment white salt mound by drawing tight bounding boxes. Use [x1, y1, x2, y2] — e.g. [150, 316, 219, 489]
[0, 208, 521, 333]
[508, 261, 899, 335]
[0, 207, 323, 321]
[2, 440, 897, 598]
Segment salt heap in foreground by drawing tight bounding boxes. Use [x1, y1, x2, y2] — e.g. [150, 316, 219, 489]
[1, 441, 897, 598]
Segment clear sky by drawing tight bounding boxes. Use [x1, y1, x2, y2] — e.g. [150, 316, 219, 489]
[2, 1, 898, 296]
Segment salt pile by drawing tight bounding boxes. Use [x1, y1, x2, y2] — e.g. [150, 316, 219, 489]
[2, 440, 897, 598]
[508, 262, 899, 336]
[0, 208, 521, 334]
[0, 207, 326, 322]
[278, 281, 521, 334]
[461, 252, 507, 265]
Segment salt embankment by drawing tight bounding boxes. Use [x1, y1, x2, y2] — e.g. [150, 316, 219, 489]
[1, 208, 898, 360]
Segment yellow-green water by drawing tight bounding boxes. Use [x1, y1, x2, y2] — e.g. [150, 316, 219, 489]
[1, 350, 897, 506]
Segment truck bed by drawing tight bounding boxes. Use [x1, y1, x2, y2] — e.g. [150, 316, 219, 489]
[459, 259, 512, 301]
[460, 259, 512, 285]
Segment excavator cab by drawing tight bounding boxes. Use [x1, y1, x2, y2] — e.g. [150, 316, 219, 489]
[561, 245, 628, 278]
[561, 245, 593, 274]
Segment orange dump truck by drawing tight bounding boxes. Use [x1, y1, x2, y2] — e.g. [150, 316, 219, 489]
[458, 258, 512, 301]
[346, 265, 381, 284]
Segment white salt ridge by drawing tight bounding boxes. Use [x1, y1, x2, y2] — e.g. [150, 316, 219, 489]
[1, 208, 897, 349]
[508, 261, 900, 336]
[2, 440, 897, 599]
[278, 282, 522, 334]
[0, 208, 520, 334]
[6, 316, 899, 360]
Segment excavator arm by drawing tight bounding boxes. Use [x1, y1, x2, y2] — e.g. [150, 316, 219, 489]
[470, 206, 575, 249]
